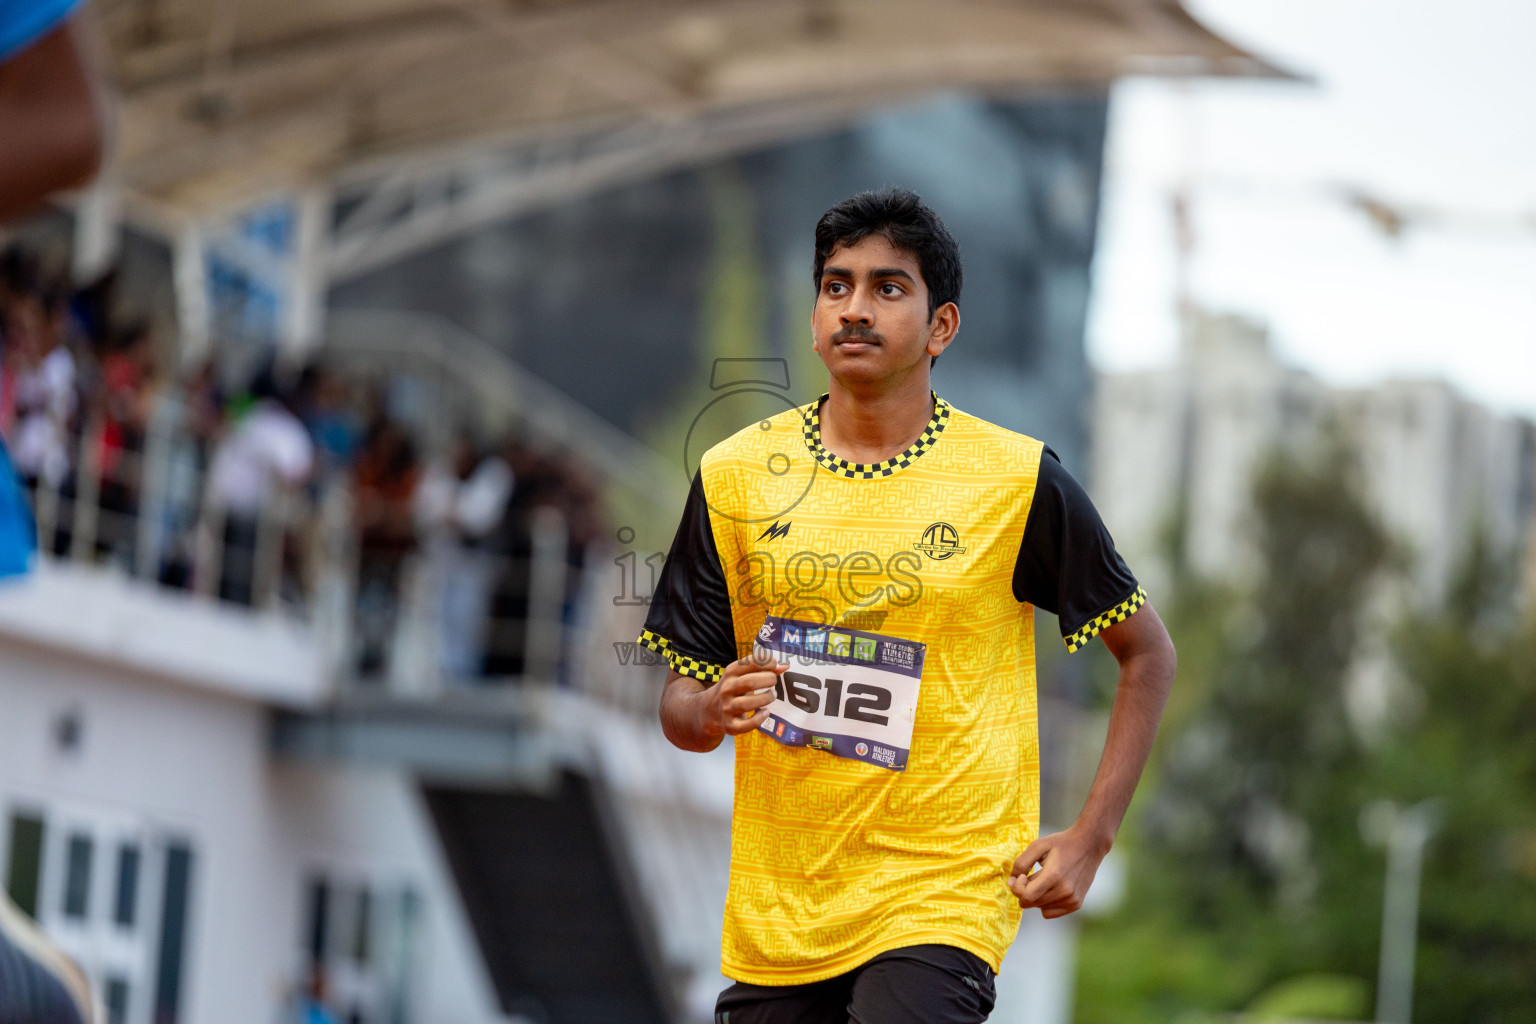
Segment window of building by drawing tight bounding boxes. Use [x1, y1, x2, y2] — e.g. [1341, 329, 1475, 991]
[5, 804, 192, 1024]
[153, 842, 195, 1024]
[302, 872, 423, 1024]
[63, 833, 93, 920]
[307, 877, 330, 963]
[4, 812, 45, 918]
[104, 976, 131, 1024]
[114, 843, 141, 928]
[353, 885, 372, 966]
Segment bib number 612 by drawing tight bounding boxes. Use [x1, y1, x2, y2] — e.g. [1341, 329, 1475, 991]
[775, 671, 891, 726]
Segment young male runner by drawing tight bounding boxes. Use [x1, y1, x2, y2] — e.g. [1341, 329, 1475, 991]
[640, 188, 1176, 1022]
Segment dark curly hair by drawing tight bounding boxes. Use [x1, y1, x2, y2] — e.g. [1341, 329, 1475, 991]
[812, 187, 962, 321]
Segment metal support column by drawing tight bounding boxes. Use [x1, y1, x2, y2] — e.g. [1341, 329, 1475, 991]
[72, 178, 121, 284]
[173, 224, 211, 369]
[282, 188, 330, 362]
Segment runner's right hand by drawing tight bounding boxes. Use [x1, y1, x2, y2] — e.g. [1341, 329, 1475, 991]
[701, 649, 789, 737]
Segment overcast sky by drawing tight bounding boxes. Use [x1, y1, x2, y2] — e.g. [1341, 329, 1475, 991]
[1086, 0, 1536, 418]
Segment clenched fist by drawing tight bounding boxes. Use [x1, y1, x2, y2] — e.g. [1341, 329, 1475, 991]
[660, 648, 790, 752]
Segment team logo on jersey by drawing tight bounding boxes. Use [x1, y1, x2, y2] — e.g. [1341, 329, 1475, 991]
[855, 742, 870, 757]
[915, 522, 967, 560]
[757, 520, 792, 541]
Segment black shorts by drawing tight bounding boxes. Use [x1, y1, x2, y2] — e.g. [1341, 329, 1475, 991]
[714, 944, 997, 1024]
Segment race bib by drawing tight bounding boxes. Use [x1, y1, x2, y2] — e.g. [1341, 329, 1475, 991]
[751, 614, 925, 771]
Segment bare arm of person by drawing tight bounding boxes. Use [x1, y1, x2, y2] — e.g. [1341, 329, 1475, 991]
[1008, 602, 1177, 918]
[0, 18, 105, 222]
[660, 651, 790, 754]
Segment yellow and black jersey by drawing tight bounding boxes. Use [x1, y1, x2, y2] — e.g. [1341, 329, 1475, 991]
[639, 393, 1144, 984]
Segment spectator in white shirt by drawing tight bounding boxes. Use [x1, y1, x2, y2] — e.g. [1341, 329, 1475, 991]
[416, 434, 513, 680]
[7, 291, 75, 489]
[207, 371, 313, 604]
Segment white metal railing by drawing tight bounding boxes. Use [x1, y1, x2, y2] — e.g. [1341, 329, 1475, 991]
[10, 307, 688, 708]
[20, 404, 626, 695]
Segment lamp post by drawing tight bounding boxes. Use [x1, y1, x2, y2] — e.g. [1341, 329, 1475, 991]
[1361, 799, 1442, 1024]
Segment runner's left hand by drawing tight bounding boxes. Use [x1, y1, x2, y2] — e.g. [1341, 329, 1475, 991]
[1006, 825, 1111, 919]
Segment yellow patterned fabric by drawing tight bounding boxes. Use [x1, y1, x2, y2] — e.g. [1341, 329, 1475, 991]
[700, 395, 1046, 984]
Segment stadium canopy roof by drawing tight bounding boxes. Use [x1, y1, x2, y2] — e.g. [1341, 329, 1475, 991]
[98, 0, 1279, 223]
[78, 0, 1282, 357]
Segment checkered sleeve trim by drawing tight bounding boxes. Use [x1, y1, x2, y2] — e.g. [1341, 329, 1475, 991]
[1063, 586, 1148, 653]
[637, 629, 725, 684]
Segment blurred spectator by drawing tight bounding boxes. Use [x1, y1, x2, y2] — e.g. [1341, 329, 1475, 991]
[5, 285, 75, 490]
[482, 435, 543, 677]
[297, 964, 339, 1024]
[417, 432, 513, 680]
[150, 360, 223, 588]
[481, 438, 603, 681]
[296, 364, 362, 477]
[555, 454, 603, 684]
[207, 368, 314, 604]
[95, 322, 155, 565]
[0, 240, 608, 687]
[68, 266, 116, 349]
[352, 419, 420, 677]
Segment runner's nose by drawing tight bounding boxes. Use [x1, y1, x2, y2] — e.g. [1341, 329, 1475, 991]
[839, 292, 874, 326]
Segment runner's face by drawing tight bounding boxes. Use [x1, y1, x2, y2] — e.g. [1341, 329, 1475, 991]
[812, 235, 956, 386]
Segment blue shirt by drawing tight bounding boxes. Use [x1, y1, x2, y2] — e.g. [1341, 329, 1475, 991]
[303, 1002, 339, 1024]
[0, 0, 81, 63]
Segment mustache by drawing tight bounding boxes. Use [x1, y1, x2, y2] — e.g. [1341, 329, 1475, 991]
[832, 326, 885, 345]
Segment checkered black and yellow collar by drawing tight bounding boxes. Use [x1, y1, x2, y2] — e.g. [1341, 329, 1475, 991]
[801, 392, 951, 479]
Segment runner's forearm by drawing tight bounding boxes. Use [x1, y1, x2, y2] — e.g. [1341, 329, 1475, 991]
[660, 671, 725, 752]
[1073, 605, 1176, 849]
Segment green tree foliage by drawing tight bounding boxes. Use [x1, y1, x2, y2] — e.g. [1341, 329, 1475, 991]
[1373, 539, 1536, 1021]
[1146, 445, 1390, 921]
[1076, 440, 1536, 1022]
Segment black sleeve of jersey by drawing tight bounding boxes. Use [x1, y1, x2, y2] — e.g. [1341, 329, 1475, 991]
[638, 470, 737, 682]
[1012, 447, 1146, 652]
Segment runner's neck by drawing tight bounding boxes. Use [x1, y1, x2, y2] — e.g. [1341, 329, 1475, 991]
[819, 376, 936, 466]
